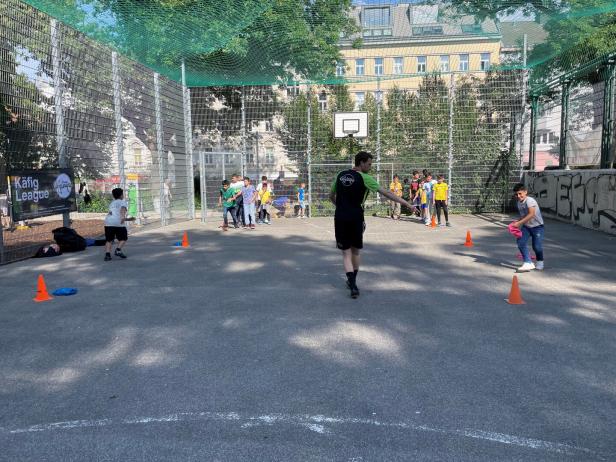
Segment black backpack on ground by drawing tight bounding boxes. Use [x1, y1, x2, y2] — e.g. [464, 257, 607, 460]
[52, 227, 87, 252]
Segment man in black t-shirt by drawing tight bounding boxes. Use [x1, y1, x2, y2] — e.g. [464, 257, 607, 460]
[329, 151, 413, 299]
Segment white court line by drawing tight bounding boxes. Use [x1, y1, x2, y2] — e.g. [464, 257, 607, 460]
[0, 411, 605, 459]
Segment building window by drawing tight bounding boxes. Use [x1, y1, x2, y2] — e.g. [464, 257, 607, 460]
[363, 6, 390, 27]
[354, 92, 365, 110]
[393, 57, 403, 74]
[204, 153, 214, 165]
[246, 152, 255, 164]
[362, 28, 392, 38]
[462, 24, 482, 34]
[459, 54, 469, 71]
[265, 147, 275, 164]
[440, 55, 450, 72]
[412, 26, 443, 36]
[318, 91, 328, 112]
[417, 56, 427, 73]
[480, 53, 491, 71]
[374, 57, 383, 76]
[355, 59, 365, 76]
[133, 147, 142, 167]
[287, 85, 300, 98]
[336, 61, 346, 77]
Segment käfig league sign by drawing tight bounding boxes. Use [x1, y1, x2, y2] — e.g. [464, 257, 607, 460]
[9, 169, 76, 221]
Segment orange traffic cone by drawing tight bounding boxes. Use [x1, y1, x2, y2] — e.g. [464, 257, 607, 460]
[464, 230, 473, 247]
[506, 275, 526, 305]
[430, 215, 437, 228]
[33, 274, 53, 302]
[181, 231, 189, 248]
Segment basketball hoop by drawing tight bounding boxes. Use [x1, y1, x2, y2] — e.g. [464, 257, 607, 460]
[334, 112, 368, 154]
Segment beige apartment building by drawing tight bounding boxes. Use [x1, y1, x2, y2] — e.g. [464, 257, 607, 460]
[337, 3, 502, 106]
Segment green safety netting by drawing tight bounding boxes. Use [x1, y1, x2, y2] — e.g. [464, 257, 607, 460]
[18, 0, 616, 87]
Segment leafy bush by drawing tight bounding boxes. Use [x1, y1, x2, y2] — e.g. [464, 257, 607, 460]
[76, 192, 110, 213]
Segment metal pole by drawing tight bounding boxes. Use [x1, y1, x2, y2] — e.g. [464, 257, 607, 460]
[518, 34, 529, 177]
[199, 150, 207, 223]
[255, 131, 260, 183]
[447, 74, 454, 207]
[307, 86, 312, 218]
[529, 96, 538, 170]
[0, 212, 4, 265]
[181, 60, 195, 220]
[153, 73, 166, 226]
[601, 60, 616, 169]
[376, 78, 382, 183]
[51, 18, 70, 228]
[112, 52, 125, 190]
[559, 80, 571, 169]
[241, 87, 247, 177]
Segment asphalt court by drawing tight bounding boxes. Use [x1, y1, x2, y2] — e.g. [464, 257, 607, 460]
[1, 214, 615, 461]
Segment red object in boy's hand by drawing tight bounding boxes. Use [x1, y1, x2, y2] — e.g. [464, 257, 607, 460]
[508, 223, 523, 238]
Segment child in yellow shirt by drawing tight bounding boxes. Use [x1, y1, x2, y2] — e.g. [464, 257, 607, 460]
[258, 183, 272, 224]
[433, 174, 451, 227]
[414, 179, 429, 225]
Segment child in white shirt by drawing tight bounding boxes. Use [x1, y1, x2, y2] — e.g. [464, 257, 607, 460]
[104, 187, 131, 261]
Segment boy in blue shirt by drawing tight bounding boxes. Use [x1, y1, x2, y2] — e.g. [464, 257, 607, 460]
[297, 182, 306, 218]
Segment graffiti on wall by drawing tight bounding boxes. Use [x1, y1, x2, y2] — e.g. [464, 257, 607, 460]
[526, 171, 616, 234]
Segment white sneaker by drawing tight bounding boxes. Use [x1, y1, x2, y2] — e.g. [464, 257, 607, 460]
[535, 261, 544, 271]
[516, 262, 535, 273]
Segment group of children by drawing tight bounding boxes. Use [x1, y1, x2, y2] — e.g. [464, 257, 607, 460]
[389, 170, 451, 227]
[100, 175, 545, 274]
[217, 174, 307, 230]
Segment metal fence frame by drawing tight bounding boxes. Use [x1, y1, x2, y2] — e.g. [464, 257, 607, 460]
[529, 52, 616, 170]
[0, 0, 195, 264]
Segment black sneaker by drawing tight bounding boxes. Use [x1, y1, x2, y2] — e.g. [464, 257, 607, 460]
[350, 284, 360, 299]
[114, 250, 127, 259]
[104, 253, 112, 261]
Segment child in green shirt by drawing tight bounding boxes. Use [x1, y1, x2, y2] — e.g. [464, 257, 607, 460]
[218, 180, 239, 230]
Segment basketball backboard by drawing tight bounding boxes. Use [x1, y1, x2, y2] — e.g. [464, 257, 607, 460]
[334, 112, 368, 139]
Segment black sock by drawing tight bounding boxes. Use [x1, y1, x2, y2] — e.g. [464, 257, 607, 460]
[346, 272, 356, 286]
[105, 252, 111, 256]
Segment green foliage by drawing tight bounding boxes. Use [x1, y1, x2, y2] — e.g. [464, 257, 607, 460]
[76, 191, 111, 213]
[309, 199, 335, 217]
[23, 0, 359, 86]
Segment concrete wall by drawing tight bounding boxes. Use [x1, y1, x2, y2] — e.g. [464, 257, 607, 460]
[524, 170, 616, 235]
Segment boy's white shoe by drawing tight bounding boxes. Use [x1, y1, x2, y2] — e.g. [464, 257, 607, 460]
[516, 262, 535, 273]
[535, 261, 544, 271]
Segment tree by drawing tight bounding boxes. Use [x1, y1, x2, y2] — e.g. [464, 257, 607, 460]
[97, 0, 359, 85]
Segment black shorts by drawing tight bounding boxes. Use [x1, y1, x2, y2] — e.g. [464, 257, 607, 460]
[105, 226, 128, 242]
[335, 218, 365, 250]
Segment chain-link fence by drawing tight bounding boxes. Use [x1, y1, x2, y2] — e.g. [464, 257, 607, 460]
[1, 0, 194, 263]
[528, 56, 616, 171]
[192, 72, 524, 223]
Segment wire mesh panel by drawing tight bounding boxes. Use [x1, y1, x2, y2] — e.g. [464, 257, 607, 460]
[1, 0, 61, 262]
[160, 78, 190, 223]
[60, 21, 115, 237]
[118, 57, 161, 228]
[0, 0, 193, 264]
[567, 81, 604, 168]
[534, 93, 562, 171]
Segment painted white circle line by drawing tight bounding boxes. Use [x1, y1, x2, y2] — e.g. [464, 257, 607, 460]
[0, 410, 604, 459]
